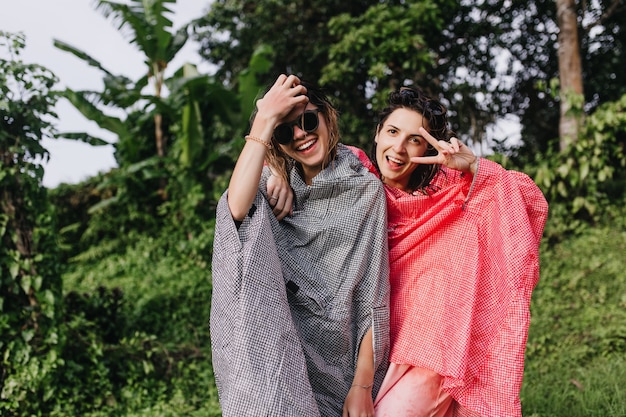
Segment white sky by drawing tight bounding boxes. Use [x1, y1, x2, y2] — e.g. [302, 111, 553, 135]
[1, 0, 213, 188]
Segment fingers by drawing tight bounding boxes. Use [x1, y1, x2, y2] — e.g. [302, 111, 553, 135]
[418, 127, 440, 149]
[418, 127, 457, 153]
[409, 154, 441, 165]
[273, 74, 300, 89]
[418, 127, 466, 156]
[259, 74, 309, 121]
[276, 73, 300, 87]
[274, 191, 293, 221]
[268, 189, 293, 220]
[266, 173, 293, 220]
[410, 131, 477, 173]
[275, 74, 307, 98]
[441, 140, 457, 155]
[447, 137, 459, 153]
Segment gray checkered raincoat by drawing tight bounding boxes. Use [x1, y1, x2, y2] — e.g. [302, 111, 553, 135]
[210, 145, 390, 416]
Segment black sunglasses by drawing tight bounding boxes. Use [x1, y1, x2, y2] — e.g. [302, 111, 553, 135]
[274, 109, 321, 145]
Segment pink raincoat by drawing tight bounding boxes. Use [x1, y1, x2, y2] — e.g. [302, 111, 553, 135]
[354, 148, 549, 417]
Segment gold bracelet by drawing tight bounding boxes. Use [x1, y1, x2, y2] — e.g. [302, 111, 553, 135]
[245, 134, 272, 149]
[351, 383, 373, 389]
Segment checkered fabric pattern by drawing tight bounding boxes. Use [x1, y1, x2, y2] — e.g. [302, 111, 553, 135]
[211, 192, 320, 417]
[211, 145, 390, 416]
[382, 159, 549, 417]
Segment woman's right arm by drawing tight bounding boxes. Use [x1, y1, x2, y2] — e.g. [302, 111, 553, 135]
[228, 74, 308, 221]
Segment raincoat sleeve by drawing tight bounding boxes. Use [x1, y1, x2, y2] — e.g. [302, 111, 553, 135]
[210, 191, 320, 417]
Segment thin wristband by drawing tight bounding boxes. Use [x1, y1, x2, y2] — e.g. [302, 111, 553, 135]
[245, 134, 272, 149]
[351, 383, 373, 389]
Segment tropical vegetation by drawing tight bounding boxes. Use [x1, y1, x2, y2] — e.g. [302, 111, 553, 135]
[1, 0, 625, 416]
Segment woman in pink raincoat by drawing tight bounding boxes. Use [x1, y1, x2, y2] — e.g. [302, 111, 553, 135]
[365, 87, 549, 417]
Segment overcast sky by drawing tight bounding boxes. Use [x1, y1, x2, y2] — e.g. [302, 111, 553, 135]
[1, 0, 212, 187]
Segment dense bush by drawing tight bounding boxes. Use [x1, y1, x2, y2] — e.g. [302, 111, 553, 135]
[530, 94, 626, 240]
[47, 224, 220, 416]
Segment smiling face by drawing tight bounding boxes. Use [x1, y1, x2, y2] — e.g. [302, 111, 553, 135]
[278, 103, 330, 184]
[375, 107, 430, 192]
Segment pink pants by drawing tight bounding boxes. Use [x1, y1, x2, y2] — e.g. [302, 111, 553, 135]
[374, 363, 454, 417]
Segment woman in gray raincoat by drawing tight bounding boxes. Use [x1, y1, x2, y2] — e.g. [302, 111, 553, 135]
[210, 74, 390, 417]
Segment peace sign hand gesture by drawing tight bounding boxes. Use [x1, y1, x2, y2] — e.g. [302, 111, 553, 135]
[410, 127, 479, 174]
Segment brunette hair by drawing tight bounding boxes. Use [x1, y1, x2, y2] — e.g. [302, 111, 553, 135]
[370, 87, 453, 193]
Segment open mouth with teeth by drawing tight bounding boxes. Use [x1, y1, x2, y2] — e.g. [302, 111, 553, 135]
[296, 138, 317, 152]
[386, 155, 406, 168]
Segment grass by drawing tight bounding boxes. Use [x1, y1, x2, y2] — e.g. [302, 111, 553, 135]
[522, 221, 626, 417]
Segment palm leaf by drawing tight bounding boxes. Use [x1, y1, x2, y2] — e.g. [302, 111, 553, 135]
[52, 39, 113, 76]
[60, 89, 129, 137]
[95, 0, 184, 67]
[58, 132, 112, 146]
[238, 44, 274, 123]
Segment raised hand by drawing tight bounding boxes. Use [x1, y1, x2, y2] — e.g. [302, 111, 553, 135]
[409, 127, 479, 174]
[255, 74, 309, 128]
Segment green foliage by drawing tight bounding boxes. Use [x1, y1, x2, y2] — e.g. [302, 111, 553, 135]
[237, 44, 275, 122]
[194, 0, 371, 86]
[47, 174, 117, 262]
[523, 216, 626, 416]
[531, 94, 626, 238]
[50, 225, 219, 416]
[322, 2, 441, 94]
[320, 0, 455, 147]
[0, 31, 64, 415]
[52, 2, 240, 263]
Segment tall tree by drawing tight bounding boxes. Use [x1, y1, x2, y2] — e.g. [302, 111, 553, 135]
[51, 0, 218, 251]
[482, 0, 626, 157]
[554, 0, 626, 151]
[556, 0, 585, 150]
[54, 0, 192, 201]
[94, 0, 188, 159]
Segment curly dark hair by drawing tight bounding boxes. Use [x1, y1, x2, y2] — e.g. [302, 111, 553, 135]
[369, 86, 454, 193]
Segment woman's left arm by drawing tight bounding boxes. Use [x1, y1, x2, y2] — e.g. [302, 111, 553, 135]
[343, 328, 375, 417]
